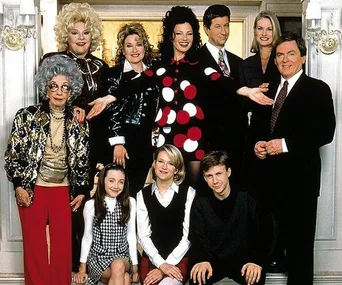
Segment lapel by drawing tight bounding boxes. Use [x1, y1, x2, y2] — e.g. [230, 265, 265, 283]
[280, 73, 306, 112]
[268, 77, 281, 100]
[41, 100, 51, 131]
[248, 53, 262, 71]
[225, 49, 242, 81]
[271, 72, 307, 135]
[202, 44, 221, 70]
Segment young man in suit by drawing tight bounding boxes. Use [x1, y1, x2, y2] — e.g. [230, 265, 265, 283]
[251, 32, 336, 284]
[197, 4, 244, 186]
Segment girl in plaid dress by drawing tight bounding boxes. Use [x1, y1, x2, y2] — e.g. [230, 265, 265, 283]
[74, 164, 138, 284]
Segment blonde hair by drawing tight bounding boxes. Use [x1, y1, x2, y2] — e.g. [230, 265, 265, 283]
[153, 144, 186, 185]
[250, 10, 281, 53]
[54, 3, 102, 52]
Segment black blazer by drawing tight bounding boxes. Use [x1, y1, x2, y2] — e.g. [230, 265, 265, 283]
[239, 51, 279, 88]
[196, 44, 244, 183]
[239, 52, 280, 173]
[250, 72, 336, 197]
[197, 44, 242, 83]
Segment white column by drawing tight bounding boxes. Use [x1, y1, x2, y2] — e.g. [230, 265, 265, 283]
[304, 0, 342, 276]
[0, 0, 39, 276]
[40, 0, 57, 54]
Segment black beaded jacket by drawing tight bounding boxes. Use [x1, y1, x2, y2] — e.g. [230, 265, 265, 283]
[4, 100, 90, 202]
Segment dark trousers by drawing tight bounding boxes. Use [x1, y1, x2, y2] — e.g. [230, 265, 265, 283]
[272, 194, 318, 285]
[124, 139, 154, 198]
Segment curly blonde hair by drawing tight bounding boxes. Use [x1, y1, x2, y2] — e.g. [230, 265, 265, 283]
[54, 3, 103, 52]
[114, 22, 155, 66]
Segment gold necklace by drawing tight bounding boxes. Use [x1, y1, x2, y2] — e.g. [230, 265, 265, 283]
[49, 115, 66, 153]
[49, 124, 66, 153]
[49, 105, 64, 120]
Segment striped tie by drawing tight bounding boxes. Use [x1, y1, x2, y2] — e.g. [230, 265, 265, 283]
[270, 81, 289, 134]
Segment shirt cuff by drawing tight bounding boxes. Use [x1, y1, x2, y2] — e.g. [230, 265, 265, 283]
[109, 136, 125, 146]
[154, 256, 166, 269]
[282, 138, 288, 152]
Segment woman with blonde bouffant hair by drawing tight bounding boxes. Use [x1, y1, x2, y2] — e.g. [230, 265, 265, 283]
[42, 2, 117, 272]
[54, 3, 102, 53]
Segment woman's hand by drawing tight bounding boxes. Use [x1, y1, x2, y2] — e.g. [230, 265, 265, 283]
[73, 263, 88, 284]
[237, 85, 273, 105]
[143, 268, 164, 285]
[70, 194, 85, 212]
[15, 187, 31, 207]
[113, 144, 129, 168]
[73, 107, 86, 124]
[131, 264, 139, 283]
[73, 271, 88, 284]
[86, 95, 117, 120]
[159, 263, 183, 281]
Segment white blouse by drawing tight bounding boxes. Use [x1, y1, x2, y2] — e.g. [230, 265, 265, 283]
[136, 182, 196, 268]
[79, 196, 138, 265]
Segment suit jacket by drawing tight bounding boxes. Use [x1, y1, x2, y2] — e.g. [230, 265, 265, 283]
[196, 44, 244, 183]
[239, 52, 280, 180]
[198, 44, 242, 82]
[249, 72, 336, 197]
[239, 51, 279, 88]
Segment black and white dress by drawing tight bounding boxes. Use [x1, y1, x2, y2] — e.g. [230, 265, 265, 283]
[80, 196, 137, 285]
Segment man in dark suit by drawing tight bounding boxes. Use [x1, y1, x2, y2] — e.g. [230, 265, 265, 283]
[197, 4, 244, 186]
[199, 4, 242, 81]
[250, 32, 335, 284]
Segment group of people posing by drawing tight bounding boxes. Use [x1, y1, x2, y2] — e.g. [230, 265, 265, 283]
[3, 2, 336, 285]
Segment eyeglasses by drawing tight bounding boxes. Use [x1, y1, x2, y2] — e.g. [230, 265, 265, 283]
[47, 83, 70, 93]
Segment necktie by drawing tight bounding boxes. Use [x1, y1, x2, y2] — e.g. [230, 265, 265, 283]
[270, 80, 289, 134]
[218, 50, 230, 77]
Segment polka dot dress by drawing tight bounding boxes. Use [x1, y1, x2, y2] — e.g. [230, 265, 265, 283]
[146, 58, 222, 162]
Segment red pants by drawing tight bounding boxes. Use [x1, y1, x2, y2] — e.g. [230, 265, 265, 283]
[18, 185, 72, 285]
[139, 256, 189, 284]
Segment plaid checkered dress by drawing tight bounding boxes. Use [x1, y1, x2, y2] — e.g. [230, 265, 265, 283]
[86, 202, 130, 284]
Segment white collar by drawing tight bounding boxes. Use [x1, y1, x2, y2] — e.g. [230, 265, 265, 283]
[205, 42, 227, 63]
[280, 69, 303, 90]
[104, 195, 117, 212]
[151, 181, 179, 195]
[123, 59, 147, 73]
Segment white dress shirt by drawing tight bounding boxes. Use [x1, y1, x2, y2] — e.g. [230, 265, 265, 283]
[274, 69, 303, 152]
[136, 182, 196, 268]
[205, 41, 231, 73]
[79, 196, 138, 265]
